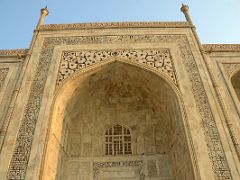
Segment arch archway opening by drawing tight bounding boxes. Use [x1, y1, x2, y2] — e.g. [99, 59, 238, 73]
[231, 70, 240, 102]
[42, 62, 195, 180]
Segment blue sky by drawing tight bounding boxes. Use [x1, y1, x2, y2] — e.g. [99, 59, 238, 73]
[1, 0, 240, 49]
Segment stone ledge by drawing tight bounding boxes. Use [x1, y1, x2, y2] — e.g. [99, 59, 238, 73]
[203, 44, 240, 52]
[38, 21, 192, 31]
[0, 49, 28, 56]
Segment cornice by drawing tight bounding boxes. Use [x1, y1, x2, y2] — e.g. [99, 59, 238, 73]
[38, 21, 192, 31]
[203, 44, 240, 52]
[0, 49, 28, 56]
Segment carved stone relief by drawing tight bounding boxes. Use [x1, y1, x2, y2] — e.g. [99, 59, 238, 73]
[222, 63, 240, 79]
[208, 62, 240, 161]
[0, 49, 28, 56]
[93, 160, 144, 179]
[203, 44, 240, 52]
[7, 34, 232, 180]
[0, 68, 9, 90]
[39, 21, 191, 31]
[0, 68, 10, 135]
[58, 49, 177, 87]
[178, 43, 232, 179]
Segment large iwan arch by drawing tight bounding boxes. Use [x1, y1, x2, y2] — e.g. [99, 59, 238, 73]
[41, 61, 196, 180]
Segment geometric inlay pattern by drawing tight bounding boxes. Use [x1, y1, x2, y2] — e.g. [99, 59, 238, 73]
[58, 49, 177, 86]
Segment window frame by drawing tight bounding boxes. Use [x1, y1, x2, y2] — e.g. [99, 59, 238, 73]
[104, 124, 132, 156]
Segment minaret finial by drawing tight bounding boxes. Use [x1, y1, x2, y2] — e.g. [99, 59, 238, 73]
[180, 4, 193, 25]
[36, 6, 49, 29]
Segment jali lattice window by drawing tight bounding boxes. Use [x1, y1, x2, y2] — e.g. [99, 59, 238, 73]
[105, 125, 132, 155]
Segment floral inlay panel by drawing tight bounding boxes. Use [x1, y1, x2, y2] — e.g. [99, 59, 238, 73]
[58, 49, 177, 86]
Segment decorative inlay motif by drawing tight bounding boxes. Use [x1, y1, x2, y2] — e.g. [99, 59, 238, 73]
[0, 68, 9, 89]
[93, 160, 143, 169]
[93, 160, 144, 179]
[7, 34, 232, 180]
[39, 21, 191, 31]
[179, 43, 232, 179]
[222, 63, 240, 78]
[203, 44, 240, 52]
[58, 49, 177, 86]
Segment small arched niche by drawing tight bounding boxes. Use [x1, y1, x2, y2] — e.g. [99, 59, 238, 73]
[231, 70, 240, 102]
[42, 62, 195, 180]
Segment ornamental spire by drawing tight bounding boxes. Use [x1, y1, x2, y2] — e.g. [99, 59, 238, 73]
[36, 6, 49, 29]
[180, 4, 193, 25]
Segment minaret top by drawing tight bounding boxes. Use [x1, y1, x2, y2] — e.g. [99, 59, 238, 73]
[180, 4, 189, 13]
[41, 6, 49, 16]
[180, 4, 193, 25]
[36, 6, 49, 29]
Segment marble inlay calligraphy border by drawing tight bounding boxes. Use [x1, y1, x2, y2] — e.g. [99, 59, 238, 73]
[7, 34, 232, 180]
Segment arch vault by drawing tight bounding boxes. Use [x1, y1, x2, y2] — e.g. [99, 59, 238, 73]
[42, 61, 196, 180]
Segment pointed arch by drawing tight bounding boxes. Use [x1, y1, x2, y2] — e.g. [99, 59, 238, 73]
[41, 60, 195, 180]
[231, 69, 240, 102]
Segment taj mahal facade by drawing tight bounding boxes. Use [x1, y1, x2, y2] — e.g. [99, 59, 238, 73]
[0, 5, 239, 180]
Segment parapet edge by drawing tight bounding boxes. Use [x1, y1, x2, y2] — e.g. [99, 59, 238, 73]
[38, 21, 192, 31]
[203, 44, 240, 52]
[0, 49, 28, 57]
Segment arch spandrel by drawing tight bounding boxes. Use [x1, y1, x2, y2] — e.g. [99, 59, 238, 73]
[55, 49, 178, 92]
[223, 63, 240, 79]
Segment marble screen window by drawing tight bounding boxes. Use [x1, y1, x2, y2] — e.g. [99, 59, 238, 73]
[105, 125, 132, 155]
